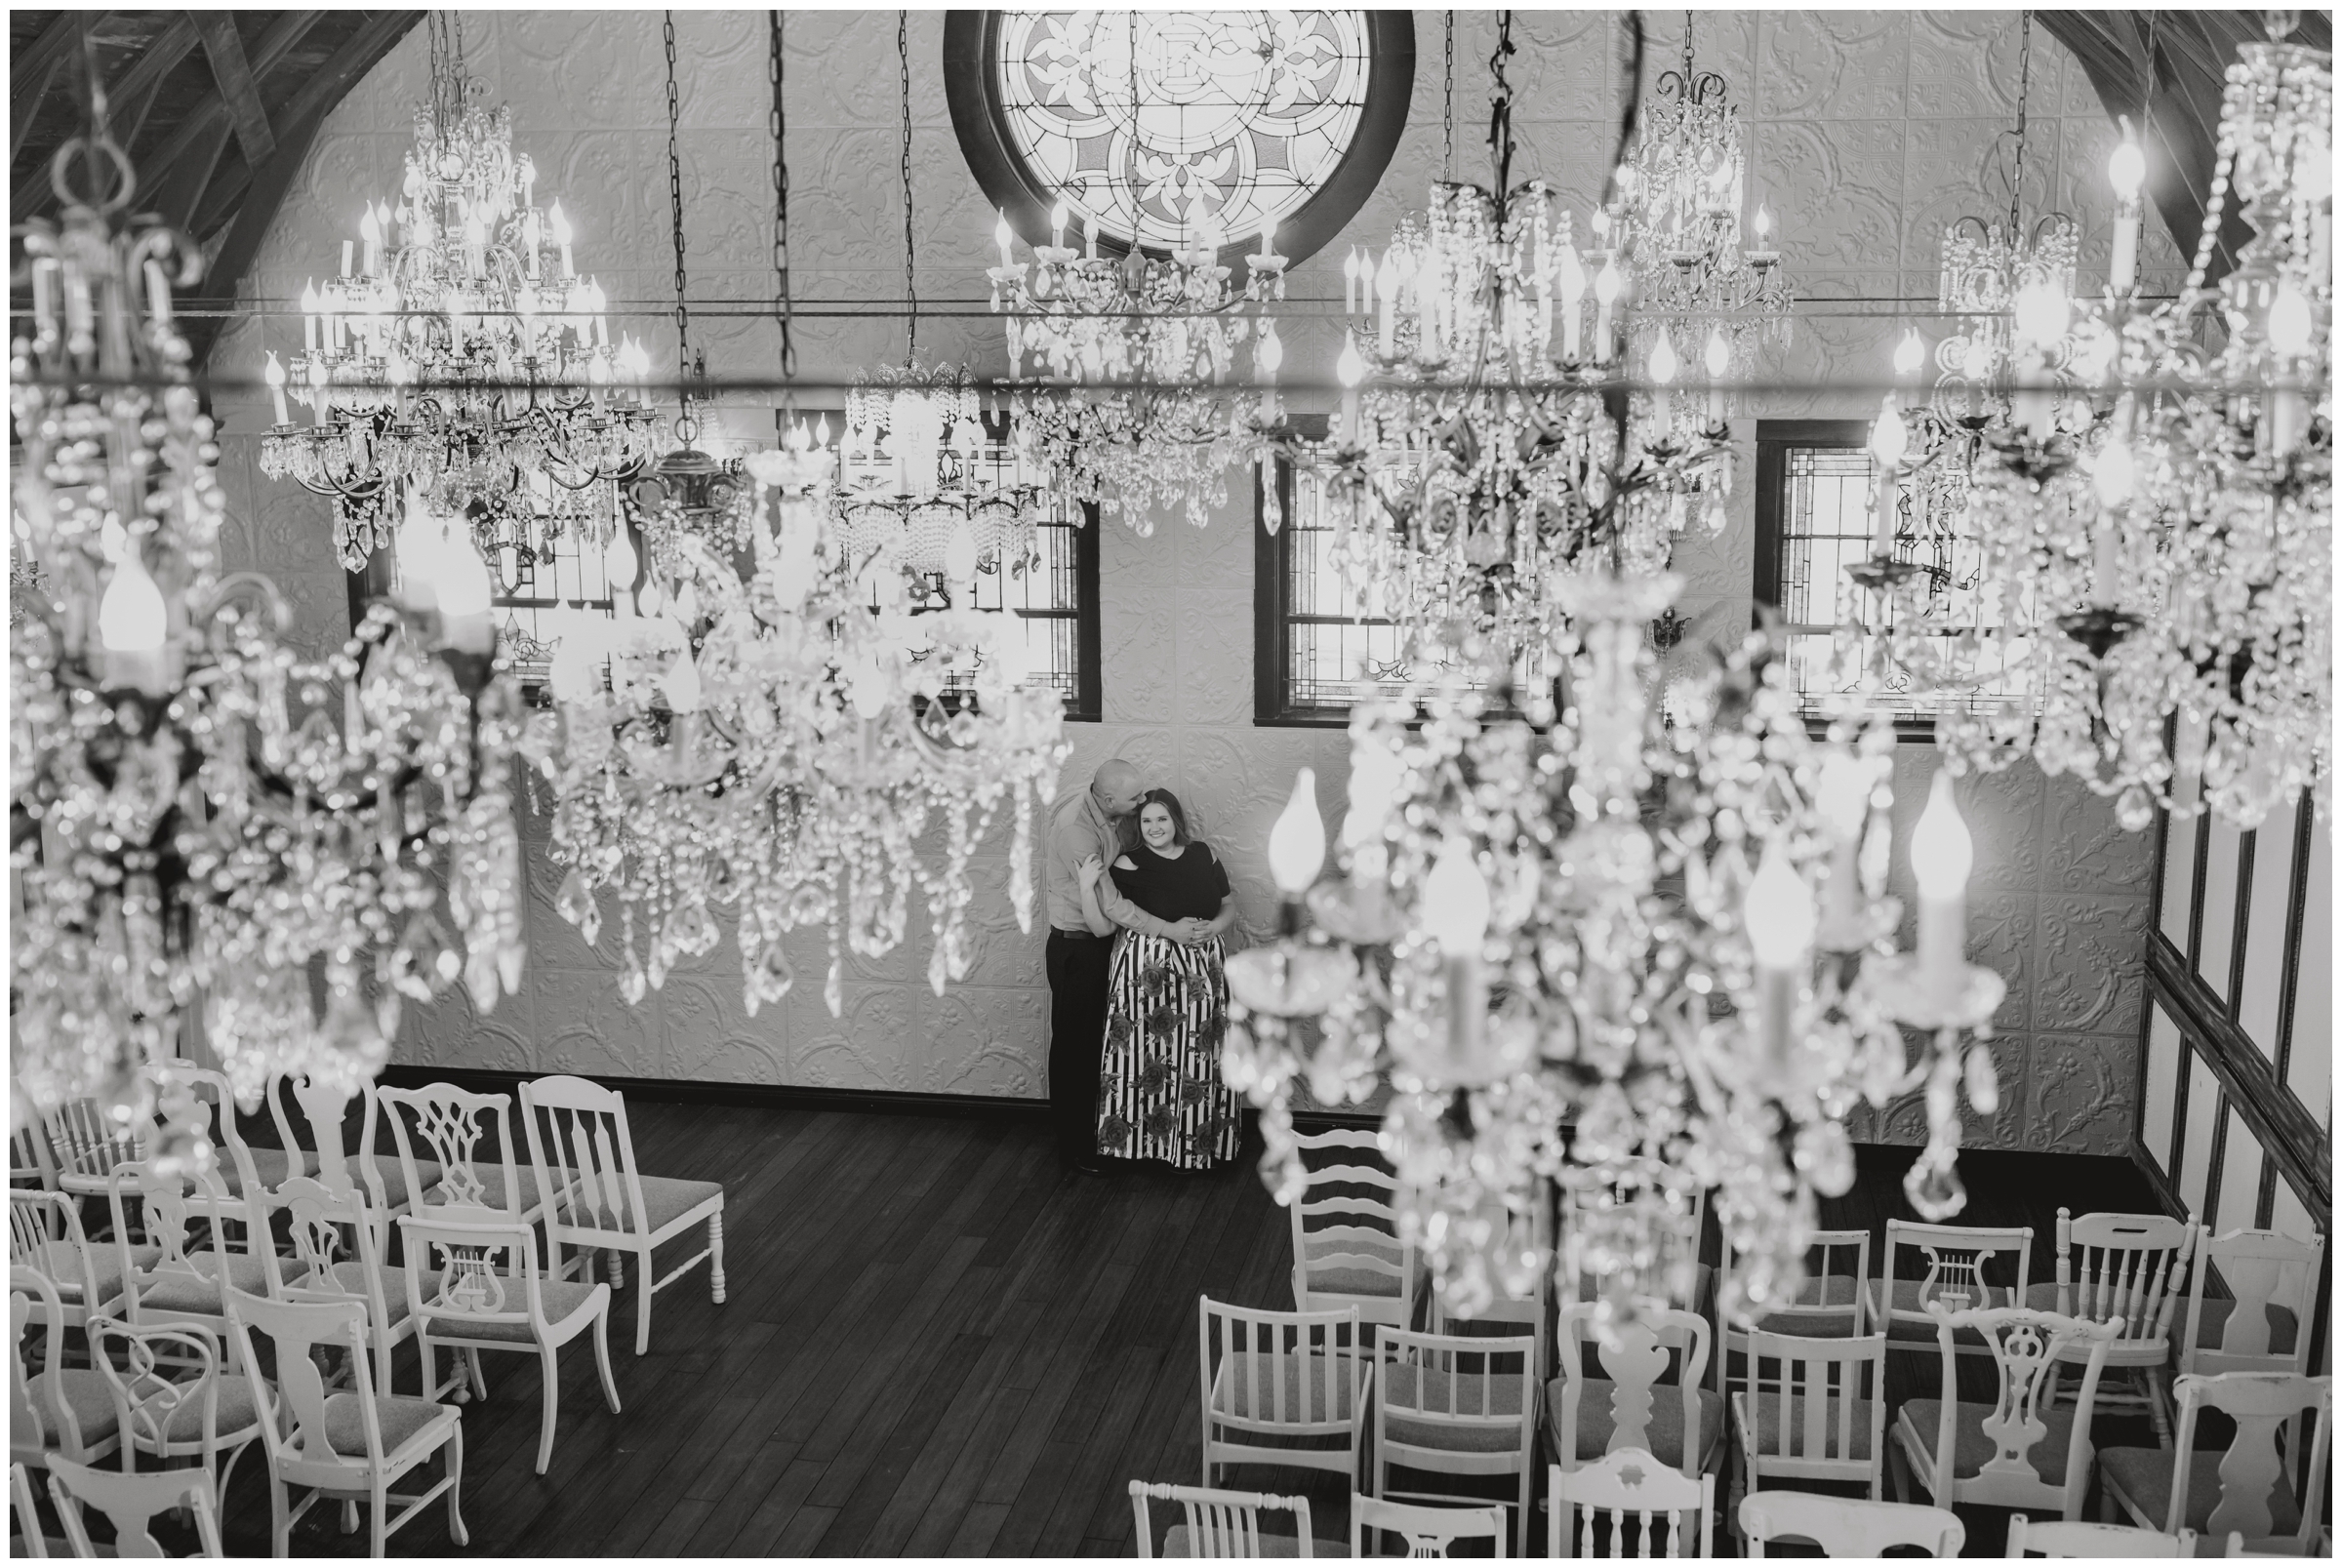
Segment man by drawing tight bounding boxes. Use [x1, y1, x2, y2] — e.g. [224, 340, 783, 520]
[1043, 758, 1201, 1173]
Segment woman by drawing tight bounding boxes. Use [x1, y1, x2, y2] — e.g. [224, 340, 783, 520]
[1074, 788, 1242, 1170]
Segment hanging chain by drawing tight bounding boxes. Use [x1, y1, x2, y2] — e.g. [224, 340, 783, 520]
[899, 11, 917, 363]
[2008, 10, 2034, 235]
[665, 13, 692, 393]
[1487, 11, 1517, 210]
[1441, 12, 1454, 180]
[769, 10, 795, 382]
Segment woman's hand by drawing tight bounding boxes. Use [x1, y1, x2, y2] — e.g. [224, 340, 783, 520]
[1076, 853, 1103, 889]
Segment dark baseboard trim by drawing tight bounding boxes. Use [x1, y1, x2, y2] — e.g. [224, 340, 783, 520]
[377, 1065, 1052, 1123]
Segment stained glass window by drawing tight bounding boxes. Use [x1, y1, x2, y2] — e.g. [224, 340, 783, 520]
[990, 11, 1376, 252]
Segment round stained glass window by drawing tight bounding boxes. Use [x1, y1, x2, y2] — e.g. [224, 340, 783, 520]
[946, 11, 1413, 266]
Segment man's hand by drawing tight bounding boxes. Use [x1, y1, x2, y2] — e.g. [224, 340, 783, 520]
[1076, 853, 1103, 889]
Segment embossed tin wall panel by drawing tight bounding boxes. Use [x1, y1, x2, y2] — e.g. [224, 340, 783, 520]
[203, 12, 2163, 1151]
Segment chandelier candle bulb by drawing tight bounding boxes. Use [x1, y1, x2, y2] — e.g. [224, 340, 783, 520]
[1893, 327, 1925, 380]
[1050, 198, 1068, 252]
[308, 360, 332, 428]
[1557, 243, 1585, 358]
[1256, 217, 1275, 262]
[1815, 752, 1869, 942]
[1376, 249, 1400, 358]
[1911, 771, 1975, 1010]
[1744, 840, 1816, 1068]
[2108, 127, 2146, 293]
[1267, 769, 1327, 900]
[1344, 248, 1361, 314]
[1593, 256, 1621, 363]
[1647, 331, 1677, 439]
[341, 239, 354, 279]
[97, 550, 171, 698]
[1336, 331, 1365, 443]
[263, 352, 290, 426]
[994, 210, 1014, 271]
[302, 281, 318, 351]
[1704, 328, 1729, 424]
[1421, 835, 1493, 1084]
[1869, 397, 1908, 555]
[549, 201, 573, 278]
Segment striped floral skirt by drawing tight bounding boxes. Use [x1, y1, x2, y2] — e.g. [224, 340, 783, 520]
[1095, 932, 1239, 1170]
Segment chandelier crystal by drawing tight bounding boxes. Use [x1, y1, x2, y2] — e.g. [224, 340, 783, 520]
[256, 17, 658, 572]
[12, 81, 527, 1134]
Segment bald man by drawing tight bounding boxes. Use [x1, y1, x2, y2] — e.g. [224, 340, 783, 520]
[1043, 759, 1197, 1172]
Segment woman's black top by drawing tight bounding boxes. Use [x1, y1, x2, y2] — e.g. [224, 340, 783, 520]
[1110, 841, 1232, 923]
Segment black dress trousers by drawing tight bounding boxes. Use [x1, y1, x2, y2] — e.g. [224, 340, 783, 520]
[1045, 928, 1113, 1161]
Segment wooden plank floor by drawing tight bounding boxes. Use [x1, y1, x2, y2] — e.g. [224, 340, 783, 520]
[152, 1104, 2164, 1557]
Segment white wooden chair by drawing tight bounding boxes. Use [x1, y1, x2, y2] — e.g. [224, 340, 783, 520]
[87, 1317, 263, 1517]
[1198, 1296, 1366, 1488]
[1128, 1480, 1318, 1557]
[1286, 1129, 1414, 1331]
[2097, 1371, 2331, 1556]
[44, 1457, 223, 1558]
[1353, 1493, 1509, 1557]
[11, 1459, 55, 1556]
[1368, 1326, 1536, 1555]
[11, 1106, 57, 1189]
[223, 1288, 467, 1557]
[518, 1074, 725, 1355]
[1729, 1327, 1887, 1519]
[2028, 1208, 2195, 1443]
[9, 1267, 119, 1469]
[10, 1189, 139, 1336]
[2006, 1512, 2195, 1555]
[1866, 1219, 2033, 1365]
[378, 1083, 561, 1225]
[2181, 1227, 2322, 1381]
[271, 1076, 443, 1218]
[104, 1161, 279, 1360]
[395, 1213, 620, 1475]
[1739, 1491, 1962, 1557]
[1548, 1300, 1722, 1481]
[1549, 1449, 1713, 1557]
[274, 1176, 412, 1398]
[1716, 1228, 1870, 1399]
[35, 1100, 142, 1201]
[149, 1063, 294, 1219]
[1889, 1303, 2118, 1522]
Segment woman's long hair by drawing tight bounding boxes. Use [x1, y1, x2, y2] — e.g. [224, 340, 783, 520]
[1120, 787, 1193, 855]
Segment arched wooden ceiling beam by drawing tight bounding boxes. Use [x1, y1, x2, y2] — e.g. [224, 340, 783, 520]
[2039, 9, 2333, 287]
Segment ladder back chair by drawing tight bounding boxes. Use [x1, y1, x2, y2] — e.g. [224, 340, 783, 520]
[9, 1267, 119, 1469]
[1867, 1219, 2034, 1364]
[396, 1213, 620, 1475]
[1716, 1228, 1870, 1399]
[1286, 1129, 1415, 1331]
[1888, 1303, 2118, 1522]
[2005, 1512, 2196, 1556]
[1198, 1296, 1367, 1488]
[2181, 1227, 2322, 1380]
[1368, 1325, 1537, 1554]
[44, 1457, 223, 1559]
[223, 1287, 467, 1558]
[1728, 1328, 1888, 1517]
[275, 1176, 411, 1398]
[1549, 1300, 1721, 1481]
[1548, 1450, 1714, 1558]
[1127, 1480, 1318, 1558]
[87, 1317, 263, 1515]
[2029, 1208, 2195, 1442]
[518, 1074, 725, 1355]
[1352, 1493, 1509, 1558]
[1738, 1491, 1963, 1557]
[2097, 1371, 2331, 1556]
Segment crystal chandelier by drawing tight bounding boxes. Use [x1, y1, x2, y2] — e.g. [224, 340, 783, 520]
[831, 364, 1052, 575]
[1876, 12, 2330, 830]
[1312, 14, 1737, 677]
[1222, 574, 2003, 1324]
[12, 70, 527, 1133]
[524, 441, 1070, 1014]
[256, 14, 658, 572]
[1602, 15, 1793, 367]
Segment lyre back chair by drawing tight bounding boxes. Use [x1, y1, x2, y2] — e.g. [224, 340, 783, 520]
[518, 1074, 726, 1355]
[1868, 1218, 2034, 1364]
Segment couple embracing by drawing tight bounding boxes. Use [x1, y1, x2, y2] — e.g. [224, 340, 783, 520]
[1043, 760, 1244, 1175]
